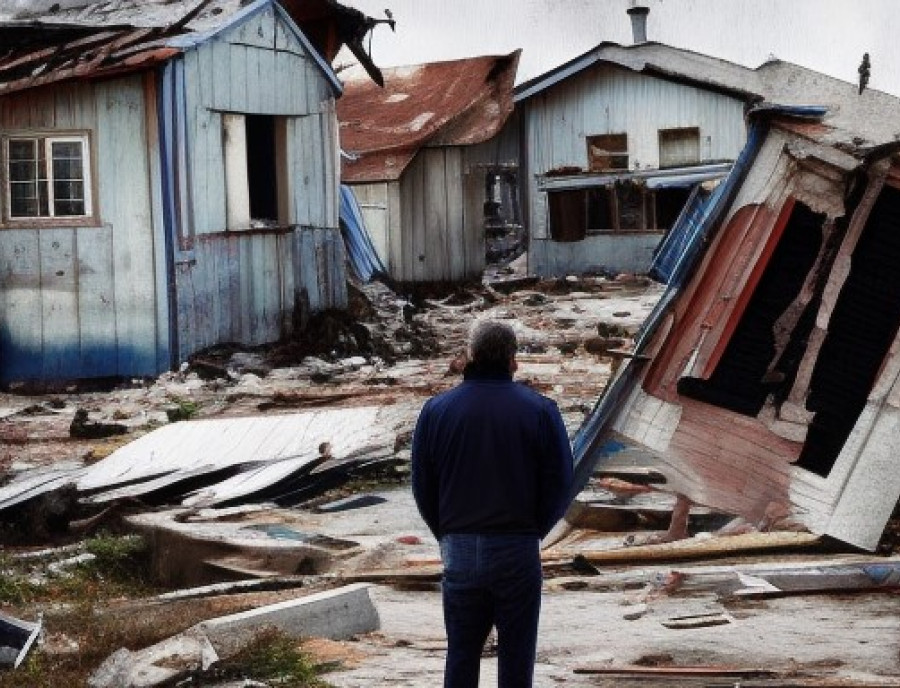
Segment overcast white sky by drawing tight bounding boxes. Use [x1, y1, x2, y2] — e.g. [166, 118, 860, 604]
[2, 1, 896, 97]
[340, 0, 900, 97]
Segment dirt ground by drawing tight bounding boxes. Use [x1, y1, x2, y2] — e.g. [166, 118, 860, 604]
[1, 272, 899, 686]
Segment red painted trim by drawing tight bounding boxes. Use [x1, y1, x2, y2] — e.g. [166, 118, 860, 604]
[702, 197, 797, 378]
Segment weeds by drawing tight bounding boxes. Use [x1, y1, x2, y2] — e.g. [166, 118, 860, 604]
[210, 628, 332, 687]
[166, 397, 199, 422]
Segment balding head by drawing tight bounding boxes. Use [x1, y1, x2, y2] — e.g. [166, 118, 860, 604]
[468, 320, 517, 370]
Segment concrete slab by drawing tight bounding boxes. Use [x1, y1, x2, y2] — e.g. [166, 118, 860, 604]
[199, 583, 380, 657]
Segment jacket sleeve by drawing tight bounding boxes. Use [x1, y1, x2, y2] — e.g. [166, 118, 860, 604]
[537, 400, 575, 538]
[411, 402, 441, 539]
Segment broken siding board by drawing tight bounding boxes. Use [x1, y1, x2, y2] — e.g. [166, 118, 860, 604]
[827, 404, 900, 550]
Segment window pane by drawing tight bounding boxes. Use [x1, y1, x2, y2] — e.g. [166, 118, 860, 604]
[54, 199, 85, 216]
[53, 157, 84, 180]
[51, 141, 82, 158]
[8, 139, 36, 162]
[54, 180, 83, 201]
[10, 181, 39, 217]
[9, 160, 37, 181]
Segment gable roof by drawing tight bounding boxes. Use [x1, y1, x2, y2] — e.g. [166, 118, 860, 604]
[514, 41, 900, 150]
[0, 0, 375, 98]
[514, 41, 763, 104]
[338, 51, 520, 183]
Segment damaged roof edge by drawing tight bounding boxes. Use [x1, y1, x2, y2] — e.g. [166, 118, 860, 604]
[166, 0, 343, 95]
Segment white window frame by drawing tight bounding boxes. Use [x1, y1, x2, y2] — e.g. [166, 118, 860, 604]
[4, 133, 93, 223]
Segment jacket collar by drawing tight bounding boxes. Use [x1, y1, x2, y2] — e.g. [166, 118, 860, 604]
[463, 361, 513, 382]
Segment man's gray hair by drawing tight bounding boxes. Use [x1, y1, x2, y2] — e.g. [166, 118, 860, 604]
[469, 320, 517, 366]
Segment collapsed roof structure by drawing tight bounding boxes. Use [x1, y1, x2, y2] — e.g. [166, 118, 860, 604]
[576, 69, 900, 550]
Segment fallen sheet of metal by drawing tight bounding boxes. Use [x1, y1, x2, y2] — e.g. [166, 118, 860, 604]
[0, 611, 41, 669]
[0, 464, 83, 512]
[77, 407, 396, 506]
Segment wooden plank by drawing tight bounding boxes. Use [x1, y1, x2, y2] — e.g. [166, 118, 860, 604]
[142, 71, 171, 373]
[574, 664, 780, 677]
[423, 149, 449, 281]
[570, 531, 822, 565]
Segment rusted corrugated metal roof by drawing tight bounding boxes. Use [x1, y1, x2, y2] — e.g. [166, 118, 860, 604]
[338, 51, 520, 183]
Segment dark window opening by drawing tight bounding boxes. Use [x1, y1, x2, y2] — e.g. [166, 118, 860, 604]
[548, 189, 587, 241]
[799, 185, 900, 476]
[246, 115, 278, 222]
[484, 168, 523, 264]
[678, 200, 827, 416]
[655, 187, 692, 230]
[586, 187, 614, 230]
[587, 133, 628, 171]
[616, 182, 645, 230]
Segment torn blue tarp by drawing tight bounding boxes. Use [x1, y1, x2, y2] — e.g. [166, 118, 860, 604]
[567, 104, 829, 501]
[339, 185, 387, 283]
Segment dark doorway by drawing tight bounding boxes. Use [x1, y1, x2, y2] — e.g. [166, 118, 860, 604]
[246, 115, 278, 222]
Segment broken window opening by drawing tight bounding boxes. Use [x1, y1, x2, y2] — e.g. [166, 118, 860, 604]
[484, 168, 523, 265]
[678, 201, 827, 416]
[548, 181, 681, 240]
[659, 127, 700, 169]
[224, 114, 288, 230]
[547, 189, 587, 241]
[654, 187, 693, 230]
[799, 184, 900, 476]
[587, 133, 628, 171]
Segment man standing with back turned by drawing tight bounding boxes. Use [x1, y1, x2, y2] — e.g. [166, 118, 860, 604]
[412, 319, 574, 687]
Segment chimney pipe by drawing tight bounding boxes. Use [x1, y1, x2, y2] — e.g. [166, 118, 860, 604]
[627, 5, 649, 44]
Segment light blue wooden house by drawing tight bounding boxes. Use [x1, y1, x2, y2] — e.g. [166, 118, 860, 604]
[0, 0, 365, 387]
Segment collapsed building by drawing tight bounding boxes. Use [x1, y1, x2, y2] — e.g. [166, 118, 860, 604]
[578, 78, 900, 550]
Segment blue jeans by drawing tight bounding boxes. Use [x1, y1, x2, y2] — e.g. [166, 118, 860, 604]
[440, 533, 542, 688]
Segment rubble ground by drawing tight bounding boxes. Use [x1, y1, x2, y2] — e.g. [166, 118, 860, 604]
[0, 273, 898, 686]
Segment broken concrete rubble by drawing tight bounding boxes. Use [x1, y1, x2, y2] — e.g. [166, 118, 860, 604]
[88, 584, 379, 688]
[1, 271, 898, 685]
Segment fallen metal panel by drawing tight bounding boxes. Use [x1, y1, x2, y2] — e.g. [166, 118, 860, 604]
[77, 407, 394, 504]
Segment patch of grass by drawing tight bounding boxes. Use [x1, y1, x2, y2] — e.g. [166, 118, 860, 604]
[166, 397, 200, 422]
[210, 628, 332, 687]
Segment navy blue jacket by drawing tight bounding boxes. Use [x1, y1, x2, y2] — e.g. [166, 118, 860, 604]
[411, 363, 574, 539]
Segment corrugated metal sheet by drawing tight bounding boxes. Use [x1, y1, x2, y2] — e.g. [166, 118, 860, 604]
[338, 52, 520, 183]
[339, 185, 386, 282]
